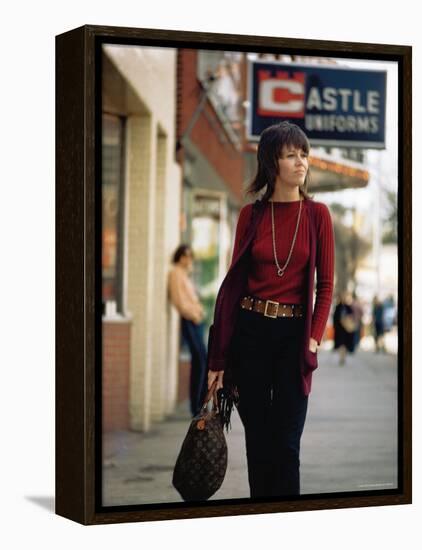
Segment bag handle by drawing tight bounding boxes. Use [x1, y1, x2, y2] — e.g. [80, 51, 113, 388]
[200, 380, 219, 413]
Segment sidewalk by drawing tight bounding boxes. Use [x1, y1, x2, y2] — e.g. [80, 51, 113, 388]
[103, 345, 398, 506]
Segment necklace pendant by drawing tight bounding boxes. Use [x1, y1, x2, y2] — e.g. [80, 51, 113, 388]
[277, 268, 284, 277]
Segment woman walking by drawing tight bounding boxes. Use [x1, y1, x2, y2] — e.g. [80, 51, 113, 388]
[207, 121, 335, 499]
[168, 244, 208, 417]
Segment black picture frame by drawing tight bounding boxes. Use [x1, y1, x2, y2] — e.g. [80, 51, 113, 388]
[55, 24, 412, 525]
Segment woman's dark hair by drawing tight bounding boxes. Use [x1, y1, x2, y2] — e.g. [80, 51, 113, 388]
[245, 121, 314, 202]
[172, 244, 193, 264]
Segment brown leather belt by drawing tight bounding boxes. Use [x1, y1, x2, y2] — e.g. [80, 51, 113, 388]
[240, 295, 304, 319]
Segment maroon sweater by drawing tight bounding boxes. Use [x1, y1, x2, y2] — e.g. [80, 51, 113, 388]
[208, 197, 335, 391]
[234, 199, 335, 344]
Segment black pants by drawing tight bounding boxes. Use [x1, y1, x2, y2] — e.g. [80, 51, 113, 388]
[181, 318, 208, 417]
[231, 307, 308, 499]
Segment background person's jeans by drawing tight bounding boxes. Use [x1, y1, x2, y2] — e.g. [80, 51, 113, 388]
[231, 307, 309, 499]
[181, 318, 208, 417]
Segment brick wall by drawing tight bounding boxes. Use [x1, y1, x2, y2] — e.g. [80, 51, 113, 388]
[102, 319, 131, 432]
[177, 359, 191, 403]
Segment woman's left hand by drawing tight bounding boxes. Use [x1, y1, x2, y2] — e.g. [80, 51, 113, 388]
[309, 337, 318, 353]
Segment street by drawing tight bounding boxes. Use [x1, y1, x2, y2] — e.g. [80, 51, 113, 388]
[103, 342, 398, 506]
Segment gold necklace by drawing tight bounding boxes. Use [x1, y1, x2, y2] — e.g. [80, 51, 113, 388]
[270, 198, 303, 277]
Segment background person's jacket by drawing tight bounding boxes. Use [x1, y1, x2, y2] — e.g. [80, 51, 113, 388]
[207, 197, 335, 430]
[168, 264, 203, 323]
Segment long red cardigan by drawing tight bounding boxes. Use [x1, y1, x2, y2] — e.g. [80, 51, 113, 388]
[207, 197, 335, 429]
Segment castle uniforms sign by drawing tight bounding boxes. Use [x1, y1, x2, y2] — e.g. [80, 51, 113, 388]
[247, 60, 387, 148]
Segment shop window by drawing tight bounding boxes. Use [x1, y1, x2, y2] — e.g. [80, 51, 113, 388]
[102, 113, 126, 315]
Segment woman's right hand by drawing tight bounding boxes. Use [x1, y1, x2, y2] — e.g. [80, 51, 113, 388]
[208, 369, 224, 390]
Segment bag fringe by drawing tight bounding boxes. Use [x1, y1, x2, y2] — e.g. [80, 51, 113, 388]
[217, 382, 239, 433]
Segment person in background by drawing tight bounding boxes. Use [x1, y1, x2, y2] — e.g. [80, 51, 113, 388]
[372, 295, 386, 353]
[168, 244, 208, 417]
[383, 294, 396, 332]
[333, 290, 357, 365]
[351, 291, 364, 350]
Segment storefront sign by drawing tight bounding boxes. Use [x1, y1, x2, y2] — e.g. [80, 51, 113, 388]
[247, 60, 386, 148]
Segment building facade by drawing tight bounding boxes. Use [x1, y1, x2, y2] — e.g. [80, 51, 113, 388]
[102, 45, 182, 432]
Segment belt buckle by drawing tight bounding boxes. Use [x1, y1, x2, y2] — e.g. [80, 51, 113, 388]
[264, 300, 279, 319]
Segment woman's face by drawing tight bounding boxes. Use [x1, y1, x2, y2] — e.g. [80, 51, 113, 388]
[277, 145, 309, 189]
